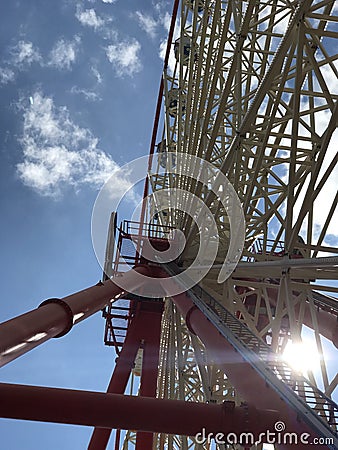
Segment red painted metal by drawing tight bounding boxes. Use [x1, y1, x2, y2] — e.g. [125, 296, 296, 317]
[0, 265, 152, 367]
[170, 291, 323, 449]
[139, 0, 180, 230]
[88, 300, 164, 450]
[0, 382, 278, 437]
[88, 307, 144, 450]
[114, 430, 121, 450]
[136, 301, 163, 450]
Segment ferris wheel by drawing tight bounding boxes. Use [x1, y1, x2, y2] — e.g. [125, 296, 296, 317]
[110, 0, 338, 447]
[0, 1, 337, 449]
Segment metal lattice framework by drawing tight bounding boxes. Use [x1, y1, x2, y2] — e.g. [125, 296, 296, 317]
[144, 0, 338, 448]
[153, 301, 239, 450]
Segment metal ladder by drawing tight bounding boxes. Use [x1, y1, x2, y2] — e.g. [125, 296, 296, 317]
[103, 299, 132, 354]
[164, 263, 338, 449]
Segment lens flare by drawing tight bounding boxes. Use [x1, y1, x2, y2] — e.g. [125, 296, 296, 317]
[283, 340, 319, 374]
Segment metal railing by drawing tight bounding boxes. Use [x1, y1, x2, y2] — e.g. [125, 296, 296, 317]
[121, 220, 175, 240]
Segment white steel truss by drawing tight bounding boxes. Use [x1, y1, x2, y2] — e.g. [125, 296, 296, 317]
[146, 0, 338, 448]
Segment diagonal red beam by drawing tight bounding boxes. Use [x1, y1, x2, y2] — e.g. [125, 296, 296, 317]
[139, 0, 180, 229]
[170, 290, 326, 450]
[0, 265, 152, 367]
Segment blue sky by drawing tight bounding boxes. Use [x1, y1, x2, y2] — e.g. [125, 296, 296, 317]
[0, 1, 172, 448]
[1, 2, 337, 448]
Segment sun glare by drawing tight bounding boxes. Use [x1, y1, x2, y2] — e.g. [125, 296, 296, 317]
[283, 340, 319, 374]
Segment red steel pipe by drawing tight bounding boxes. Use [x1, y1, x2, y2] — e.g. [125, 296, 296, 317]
[136, 302, 163, 450]
[0, 382, 279, 438]
[0, 265, 151, 367]
[170, 291, 326, 449]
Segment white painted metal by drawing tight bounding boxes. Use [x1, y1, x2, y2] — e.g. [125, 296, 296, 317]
[147, 0, 338, 448]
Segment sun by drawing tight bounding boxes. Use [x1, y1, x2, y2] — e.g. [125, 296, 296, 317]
[283, 340, 319, 374]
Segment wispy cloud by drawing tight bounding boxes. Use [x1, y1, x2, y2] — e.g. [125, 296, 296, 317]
[48, 36, 81, 70]
[135, 11, 158, 39]
[159, 38, 177, 73]
[131, 3, 174, 77]
[11, 40, 42, 67]
[16, 91, 128, 197]
[75, 6, 106, 30]
[0, 67, 15, 84]
[74, 4, 142, 77]
[91, 66, 103, 84]
[70, 86, 101, 101]
[106, 39, 142, 77]
[69, 65, 103, 101]
[159, 9, 181, 74]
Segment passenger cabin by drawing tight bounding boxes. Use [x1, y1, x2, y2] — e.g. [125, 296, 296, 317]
[174, 36, 198, 66]
[167, 88, 186, 117]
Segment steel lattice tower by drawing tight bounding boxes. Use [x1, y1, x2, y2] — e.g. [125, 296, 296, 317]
[1, 1, 338, 449]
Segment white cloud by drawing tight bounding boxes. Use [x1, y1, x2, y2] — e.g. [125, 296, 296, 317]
[158, 13, 180, 73]
[152, 1, 172, 32]
[106, 40, 142, 77]
[310, 130, 338, 241]
[0, 67, 15, 84]
[290, 64, 338, 245]
[76, 6, 105, 30]
[135, 11, 158, 39]
[11, 41, 41, 67]
[102, 0, 117, 3]
[160, 11, 172, 32]
[16, 92, 128, 197]
[48, 36, 81, 70]
[70, 86, 101, 101]
[276, 105, 337, 250]
[91, 66, 103, 84]
[159, 38, 176, 73]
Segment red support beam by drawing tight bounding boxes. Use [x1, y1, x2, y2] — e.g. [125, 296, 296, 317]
[0, 265, 152, 367]
[136, 302, 163, 450]
[0, 382, 279, 437]
[170, 291, 324, 449]
[88, 306, 144, 450]
[88, 301, 164, 450]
